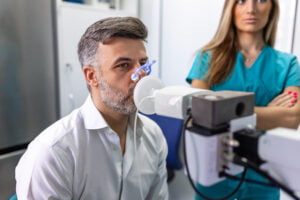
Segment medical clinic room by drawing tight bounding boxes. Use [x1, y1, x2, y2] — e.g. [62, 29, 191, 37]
[1, 0, 300, 199]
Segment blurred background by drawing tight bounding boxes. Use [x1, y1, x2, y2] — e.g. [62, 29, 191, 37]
[0, 0, 299, 199]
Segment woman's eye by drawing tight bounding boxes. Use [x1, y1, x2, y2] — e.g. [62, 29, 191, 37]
[257, 0, 267, 3]
[236, 0, 245, 4]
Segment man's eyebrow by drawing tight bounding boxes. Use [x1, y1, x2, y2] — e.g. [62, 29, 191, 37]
[113, 57, 149, 64]
[140, 57, 148, 62]
[113, 57, 131, 64]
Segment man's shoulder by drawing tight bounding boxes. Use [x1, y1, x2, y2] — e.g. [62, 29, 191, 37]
[29, 108, 84, 149]
[138, 114, 162, 133]
[16, 108, 85, 173]
[137, 114, 167, 146]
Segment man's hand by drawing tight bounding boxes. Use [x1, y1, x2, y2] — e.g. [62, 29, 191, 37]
[267, 91, 298, 108]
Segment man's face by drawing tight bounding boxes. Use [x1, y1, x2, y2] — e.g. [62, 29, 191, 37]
[96, 37, 148, 115]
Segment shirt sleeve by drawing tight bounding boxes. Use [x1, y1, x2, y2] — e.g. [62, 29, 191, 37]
[145, 132, 169, 200]
[16, 143, 73, 200]
[186, 51, 211, 84]
[285, 56, 300, 87]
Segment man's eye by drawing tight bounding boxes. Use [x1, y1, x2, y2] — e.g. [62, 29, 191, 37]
[117, 63, 130, 68]
[140, 62, 147, 66]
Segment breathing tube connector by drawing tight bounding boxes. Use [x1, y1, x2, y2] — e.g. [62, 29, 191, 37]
[131, 60, 157, 81]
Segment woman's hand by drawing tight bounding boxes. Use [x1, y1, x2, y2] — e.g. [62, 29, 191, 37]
[256, 86, 300, 130]
[267, 91, 298, 108]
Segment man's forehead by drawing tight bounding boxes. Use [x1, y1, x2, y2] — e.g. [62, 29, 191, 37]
[99, 37, 145, 46]
[98, 38, 146, 58]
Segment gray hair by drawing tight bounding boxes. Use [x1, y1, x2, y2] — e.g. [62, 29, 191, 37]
[77, 16, 148, 68]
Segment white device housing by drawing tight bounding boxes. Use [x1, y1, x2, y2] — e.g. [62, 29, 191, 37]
[133, 76, 164, 114]
[186, 130, 226, 186]
[259, 128, 300, 191]
[154, 86, 207, 119]
[186, 114, 256, 186]
[134, 76, 209, 119]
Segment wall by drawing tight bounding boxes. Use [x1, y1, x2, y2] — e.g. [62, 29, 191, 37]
[160, 0, 223, 86]
[276, 0, 298, 53]
[293, 0, 300, 59]
[139, 0, 161, 78]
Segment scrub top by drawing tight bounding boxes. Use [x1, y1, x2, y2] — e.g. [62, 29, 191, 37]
[187, 45, 300, 106]
[186, 46, 300, 200]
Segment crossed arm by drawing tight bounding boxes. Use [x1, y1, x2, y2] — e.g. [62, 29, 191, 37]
[255, 86, 300, 130]
[191, 79, 300, 130]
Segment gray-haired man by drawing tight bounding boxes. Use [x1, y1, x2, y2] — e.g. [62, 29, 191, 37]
[16, 17, 169, 200]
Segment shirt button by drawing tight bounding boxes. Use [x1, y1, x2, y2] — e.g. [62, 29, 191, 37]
[108, 131, 114, 135]
[112, 146, 118, 151]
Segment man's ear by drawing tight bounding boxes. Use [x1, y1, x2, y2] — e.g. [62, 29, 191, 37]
[82, 66, 98, 88]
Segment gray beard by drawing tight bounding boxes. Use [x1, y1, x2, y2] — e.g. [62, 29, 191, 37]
[98, 77, 136, 115]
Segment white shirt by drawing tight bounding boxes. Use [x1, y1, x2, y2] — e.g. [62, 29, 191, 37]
[16, 95, 169, 200]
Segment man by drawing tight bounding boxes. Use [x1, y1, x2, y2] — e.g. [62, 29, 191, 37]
[15, 17, 169, 200]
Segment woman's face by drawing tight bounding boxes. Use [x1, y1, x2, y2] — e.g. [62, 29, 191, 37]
[233, 0, 273, 34]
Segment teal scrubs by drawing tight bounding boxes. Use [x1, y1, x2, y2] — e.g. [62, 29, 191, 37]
[186, 46, 300, 200]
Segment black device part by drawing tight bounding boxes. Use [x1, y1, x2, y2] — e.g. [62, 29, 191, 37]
[233, 129, 265, 166]
[187, 121, 229, 137]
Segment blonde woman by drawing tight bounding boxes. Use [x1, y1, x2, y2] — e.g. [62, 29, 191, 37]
[186, 0, 300, 199]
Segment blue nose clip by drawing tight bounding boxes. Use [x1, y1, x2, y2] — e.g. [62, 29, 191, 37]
[131, 60, 157, 81]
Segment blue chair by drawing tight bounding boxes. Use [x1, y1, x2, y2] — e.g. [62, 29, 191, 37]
[63, 0, 84, 3]
[144, 114, 183, 181]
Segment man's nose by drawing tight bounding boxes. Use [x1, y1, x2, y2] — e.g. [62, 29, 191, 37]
[131, 63, 147, 81]
[137, 66, 147, 78]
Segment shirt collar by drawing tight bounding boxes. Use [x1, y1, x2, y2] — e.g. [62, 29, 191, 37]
[80, 95, 108, 130]
[80, 95, 144, 137]
[127, 113, 143, 138]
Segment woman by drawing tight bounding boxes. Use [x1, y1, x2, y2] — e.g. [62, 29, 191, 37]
[186, 0, 300, 199]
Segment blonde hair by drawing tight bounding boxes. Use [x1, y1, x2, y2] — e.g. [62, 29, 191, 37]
[201, 0, 279, 86]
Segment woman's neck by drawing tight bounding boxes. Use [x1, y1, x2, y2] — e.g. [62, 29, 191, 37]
[237, 31, 265, 53]
[237, 32, 265, 67]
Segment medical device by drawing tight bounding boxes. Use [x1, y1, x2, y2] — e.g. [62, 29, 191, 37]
[134, 76, 300, 200]
[131, 60, 156, 81]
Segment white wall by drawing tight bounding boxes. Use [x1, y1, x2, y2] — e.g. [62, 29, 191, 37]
[293, 0, 300, 59]
[160, 0, 223, 86]
[139, 0, 161, 78]
[276, 0, 297, 53]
